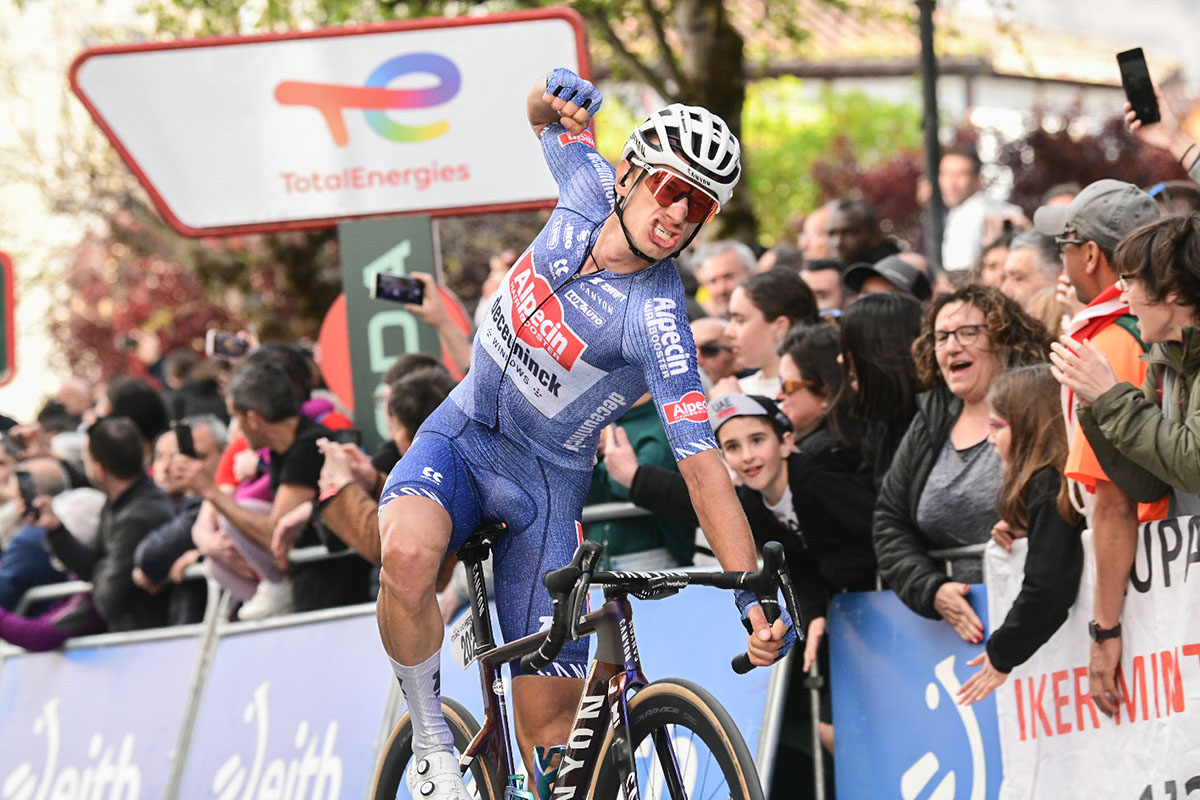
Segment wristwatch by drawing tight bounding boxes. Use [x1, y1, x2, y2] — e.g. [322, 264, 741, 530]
[1088, 620, 1122, 641]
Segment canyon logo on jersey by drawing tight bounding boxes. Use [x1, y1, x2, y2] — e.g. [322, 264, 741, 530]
[509, 253, 587, 369]
[663, 391, 708, 424]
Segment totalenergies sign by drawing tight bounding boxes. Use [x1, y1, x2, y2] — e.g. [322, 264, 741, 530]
[274, 53, 462, 146]
[69, 10, 588, 237]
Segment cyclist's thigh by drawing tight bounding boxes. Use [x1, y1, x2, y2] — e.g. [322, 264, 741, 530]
[484, 445, 592, 678]
[379, 407, 484, 556]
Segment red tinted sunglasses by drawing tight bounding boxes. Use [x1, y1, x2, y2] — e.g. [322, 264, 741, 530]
[633, 160, 720, 223]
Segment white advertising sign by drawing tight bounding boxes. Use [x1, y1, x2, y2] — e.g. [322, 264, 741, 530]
[70, 10, 588, 236]
[985, 521, 1200, 799]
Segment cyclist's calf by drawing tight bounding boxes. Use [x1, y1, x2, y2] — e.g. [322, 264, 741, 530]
[378, 495, 454, 664]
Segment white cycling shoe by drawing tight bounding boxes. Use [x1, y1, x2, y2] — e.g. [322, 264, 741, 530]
[406, 750, 471, 800]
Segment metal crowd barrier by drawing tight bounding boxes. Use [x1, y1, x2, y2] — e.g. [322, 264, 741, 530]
[13, 502, 647, 615]
[4, 502, 988, 800]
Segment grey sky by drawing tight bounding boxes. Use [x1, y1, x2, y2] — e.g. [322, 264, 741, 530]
[953, 0, 1200, 87]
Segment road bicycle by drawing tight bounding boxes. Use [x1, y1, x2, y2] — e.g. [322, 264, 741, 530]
[370, 523, 801, 800]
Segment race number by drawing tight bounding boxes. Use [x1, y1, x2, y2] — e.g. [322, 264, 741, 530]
[448, 611, 477, 670]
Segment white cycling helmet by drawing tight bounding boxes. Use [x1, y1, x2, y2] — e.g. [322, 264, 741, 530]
[621, 103, 741, 209]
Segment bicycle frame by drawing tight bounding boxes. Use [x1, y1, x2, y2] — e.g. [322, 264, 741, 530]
[457, 538, 660, 800]
[451, 530, 797, 800]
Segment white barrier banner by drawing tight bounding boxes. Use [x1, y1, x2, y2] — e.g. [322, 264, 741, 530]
[70, 10, 586, 235]
[986, 518, 1200, 799]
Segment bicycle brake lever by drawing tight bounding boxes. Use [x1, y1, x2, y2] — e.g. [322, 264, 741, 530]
[731, 542, 802, 674]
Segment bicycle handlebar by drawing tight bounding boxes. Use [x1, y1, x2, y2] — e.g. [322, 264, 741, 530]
[519, 540, 802, 676]
[520, 540, 604, 674]
[731, 541, 804, 674]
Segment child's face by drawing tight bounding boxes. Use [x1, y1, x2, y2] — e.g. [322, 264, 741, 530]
[987, 408, 1011, 465]
[717, 417, 791, 493]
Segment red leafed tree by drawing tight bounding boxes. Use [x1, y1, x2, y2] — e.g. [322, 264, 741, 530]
[805, 114, 1186, 258]
[51, 199, 341, 381]
[998, 114, 1186, 215]
[810, 138, 926, 249]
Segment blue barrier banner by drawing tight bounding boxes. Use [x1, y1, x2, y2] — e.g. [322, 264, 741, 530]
[0, 635, 198, 799]
[178, 612, 394, 800]
[829, 589, 1002, 799]
[439, 585, 771, 758]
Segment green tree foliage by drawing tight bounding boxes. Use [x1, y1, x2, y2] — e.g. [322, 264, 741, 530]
[742, 78, 924, 244]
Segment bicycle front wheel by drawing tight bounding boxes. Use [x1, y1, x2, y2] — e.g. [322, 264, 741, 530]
[370, 696, 503, 800]
[591, 678, 765, 800]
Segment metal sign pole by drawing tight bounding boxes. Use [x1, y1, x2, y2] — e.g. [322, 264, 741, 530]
[918, 0, 946, 277]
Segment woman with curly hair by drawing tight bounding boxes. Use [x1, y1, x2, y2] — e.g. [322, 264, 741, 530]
[874, 285, 1052, 642]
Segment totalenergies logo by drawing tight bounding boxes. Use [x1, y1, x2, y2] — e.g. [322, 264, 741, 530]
[274, 53, 461, 146]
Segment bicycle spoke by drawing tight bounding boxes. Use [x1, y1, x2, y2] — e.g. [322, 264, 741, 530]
[637, 723, 740, 800]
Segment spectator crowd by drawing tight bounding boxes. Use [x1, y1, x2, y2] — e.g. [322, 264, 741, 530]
[0, 77, 1198, 799]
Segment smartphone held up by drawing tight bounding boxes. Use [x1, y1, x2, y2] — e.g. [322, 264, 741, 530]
[205, 330, 251, 360]
[1118, 47, 1160, 125]
[371, 272, 425, 306]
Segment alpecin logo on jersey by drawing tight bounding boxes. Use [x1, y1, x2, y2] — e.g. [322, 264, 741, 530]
[558, 129, 596, 149]
[663, 391, 708, 424]
[509, 254, 587, 369]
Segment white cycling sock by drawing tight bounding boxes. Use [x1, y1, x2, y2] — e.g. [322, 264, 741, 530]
[390, 652, 454, 759]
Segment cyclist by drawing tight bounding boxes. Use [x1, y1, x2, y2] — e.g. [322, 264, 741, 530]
[377, 67, 795, 799]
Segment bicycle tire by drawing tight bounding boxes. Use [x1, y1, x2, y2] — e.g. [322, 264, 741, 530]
[370, 696, 503, 800]
[590, 678, 765, 800]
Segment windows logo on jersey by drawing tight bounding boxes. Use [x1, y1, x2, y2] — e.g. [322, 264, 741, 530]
[509, 254, 587, 369]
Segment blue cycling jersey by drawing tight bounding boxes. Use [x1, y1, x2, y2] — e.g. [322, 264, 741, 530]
[381, 122, 716, 677]
[449, 122, 717, 469]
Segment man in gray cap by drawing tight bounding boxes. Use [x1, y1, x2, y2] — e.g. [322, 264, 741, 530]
[1033, 178, 1160, 718]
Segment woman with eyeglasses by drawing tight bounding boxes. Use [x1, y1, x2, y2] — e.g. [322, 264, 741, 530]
[777, 323, 861, 450]
[1052, 213, 1200, 515]
[874, 285, 1051, 642]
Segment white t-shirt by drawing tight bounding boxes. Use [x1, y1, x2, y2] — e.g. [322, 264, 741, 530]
[764, 485, 804, 546]
[942, 192, 1022, 273]
[737, 371, 781, 400]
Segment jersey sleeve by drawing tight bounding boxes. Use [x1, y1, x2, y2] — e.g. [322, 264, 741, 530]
[624, 277, 718, 462]
[539, 122, 616, 219]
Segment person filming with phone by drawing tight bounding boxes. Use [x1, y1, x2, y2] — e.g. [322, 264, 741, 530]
[1120, 52, 1200, 183]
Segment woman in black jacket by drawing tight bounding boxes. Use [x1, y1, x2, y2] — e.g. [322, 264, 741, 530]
[873, 285, 1051, 642]
[957, 365, 1083, 704]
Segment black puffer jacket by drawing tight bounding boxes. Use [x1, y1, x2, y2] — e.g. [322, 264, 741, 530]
[872, 384, 963, 618]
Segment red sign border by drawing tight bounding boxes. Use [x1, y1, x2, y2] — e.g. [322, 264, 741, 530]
[0, 253, 15, 387]
[68, 8, 591, 239]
